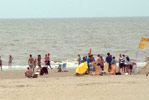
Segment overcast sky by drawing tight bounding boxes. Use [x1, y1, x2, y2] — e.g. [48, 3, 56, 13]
[0, 0, 149, 18]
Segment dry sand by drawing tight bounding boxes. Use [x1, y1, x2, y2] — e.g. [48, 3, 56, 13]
[0, 68, 149, 100]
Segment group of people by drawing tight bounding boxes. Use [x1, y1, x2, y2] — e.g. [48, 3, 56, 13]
[0, 52, 147, 78]
[0, 55, 13, 71]
[77, 52, 133, 75]
[25, 53, 53, 78]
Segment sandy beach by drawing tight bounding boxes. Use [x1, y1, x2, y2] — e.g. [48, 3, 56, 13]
[0, 68, 149, 100]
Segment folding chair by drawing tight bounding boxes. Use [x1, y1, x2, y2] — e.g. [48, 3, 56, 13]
[62, 63, 68, 72]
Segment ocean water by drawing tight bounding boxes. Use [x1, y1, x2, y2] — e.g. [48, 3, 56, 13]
[0, 17, 149, 69]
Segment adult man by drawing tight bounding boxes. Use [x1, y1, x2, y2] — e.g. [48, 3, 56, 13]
[47, 53, 53, 69]
[37, 55, 41, 69]
[119, 54, 125, 73]
[28, 54, 34, 70]
[105, 53, 112, 72]
[24, 67, 34, 78]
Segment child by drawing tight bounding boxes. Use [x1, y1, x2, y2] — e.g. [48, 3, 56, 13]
[58, 64, 62, 72]
[90, 63, 94, 75]
[110, 57, 116, 75]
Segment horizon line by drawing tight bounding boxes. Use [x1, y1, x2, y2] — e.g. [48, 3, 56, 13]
[0, 16, 149, 19]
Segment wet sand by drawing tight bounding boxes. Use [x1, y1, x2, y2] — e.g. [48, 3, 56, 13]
[0, 68, 149, 100]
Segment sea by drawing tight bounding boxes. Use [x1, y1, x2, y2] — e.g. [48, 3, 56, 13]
[0, 17, 148, 70]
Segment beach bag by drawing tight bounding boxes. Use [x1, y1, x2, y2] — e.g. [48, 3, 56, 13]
[33, 74, 38, 78]
[115, 72, 121, 75]
[33, 72, 39, 78]
[40, 67, 48, 75]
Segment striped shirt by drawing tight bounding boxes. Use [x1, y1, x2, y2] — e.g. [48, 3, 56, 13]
[119, 57, 125, 64]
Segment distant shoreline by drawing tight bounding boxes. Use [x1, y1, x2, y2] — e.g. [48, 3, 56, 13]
[0, 16, 149, 19]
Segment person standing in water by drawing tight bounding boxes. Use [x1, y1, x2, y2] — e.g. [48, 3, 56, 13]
[28, 54, 34, 70]
[0, 56, 2, 71]
[77, 54, 81, 65]
[8, 55, 13, 69]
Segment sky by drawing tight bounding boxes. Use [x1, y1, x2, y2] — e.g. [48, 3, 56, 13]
[0, 0, 149, 18]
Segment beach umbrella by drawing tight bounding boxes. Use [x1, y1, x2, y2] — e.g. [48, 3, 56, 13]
[76, 62, 88, 75]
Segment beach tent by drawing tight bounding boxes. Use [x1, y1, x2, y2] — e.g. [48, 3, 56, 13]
[76, 62, 88, 75]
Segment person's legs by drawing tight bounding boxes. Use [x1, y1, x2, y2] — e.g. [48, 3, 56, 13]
[126, 65, 129, 73]
[96, 66, 100, 75]
[110, 64, 116, 75]
[0, 66, 2, 71]
[123, 66, 125, 73]
[119, 63, 122, 73]
[146, 67, 149, 76]
[38, 63, 41, 69]
[108, 63, 111, 72]
[48, 61, 52, 69]
[87, 63, 90, 74]
[122, 66, 124, 73]
[46, 67, 48, 74]
[130, 69, 132, 75]
[10, 63, 12, 69]
[118, 67, 120, 72]
[100, 65, 104, 71]
[33, 67, 35, 72]
[8, 63, 10, 68]
[29, 65, 34, 71]
[123, 64, 126, 73]
[127, 65, 131, 75]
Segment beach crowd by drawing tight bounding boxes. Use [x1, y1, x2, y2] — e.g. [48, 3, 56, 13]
[25, 53, 53, 78]
[77, 53, 134, 75]
[0, 53, 53, 78]
[0, 52, 149, 78]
